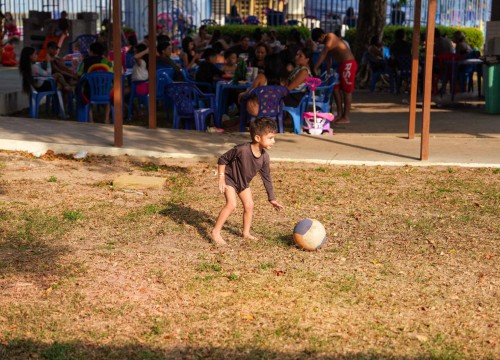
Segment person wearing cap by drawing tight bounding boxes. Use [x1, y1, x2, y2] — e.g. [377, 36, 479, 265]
[46, 41, 77, 90]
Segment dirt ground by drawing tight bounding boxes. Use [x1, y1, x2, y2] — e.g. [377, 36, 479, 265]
[0, 150, 498, 359]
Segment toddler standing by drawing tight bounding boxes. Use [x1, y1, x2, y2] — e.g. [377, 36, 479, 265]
[211, 117, 284, 245]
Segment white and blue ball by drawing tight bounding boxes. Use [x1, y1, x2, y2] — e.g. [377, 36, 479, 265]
[293, 219, 327, 251]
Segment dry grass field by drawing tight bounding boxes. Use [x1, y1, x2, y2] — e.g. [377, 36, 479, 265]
[0, 150, 498, 359]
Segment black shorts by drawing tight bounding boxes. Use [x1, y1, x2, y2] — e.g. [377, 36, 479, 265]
[284, 92, 305, 107]
[34, 80, 53, 92]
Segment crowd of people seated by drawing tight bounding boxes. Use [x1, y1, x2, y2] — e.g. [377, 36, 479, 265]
[16, 22, 329, 126]
[13, 4, 481, 128]
[358, 25, 478, 96]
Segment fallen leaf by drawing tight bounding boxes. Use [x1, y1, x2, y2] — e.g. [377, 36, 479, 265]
[273, 269, 286, 276]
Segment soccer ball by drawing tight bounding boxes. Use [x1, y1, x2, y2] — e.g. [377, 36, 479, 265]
[293, 219, 327, 251]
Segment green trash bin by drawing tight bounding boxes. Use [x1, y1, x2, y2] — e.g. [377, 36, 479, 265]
[484, 63, 500, 114]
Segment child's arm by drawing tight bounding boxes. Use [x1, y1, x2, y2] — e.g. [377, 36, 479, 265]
[269, 199, 284, 210]
[134, 47, 149, 60]
[238, 73, 266, 103]
[315, 34, 336, 73]
[259, 156, 284, 210]
[217, 164, 226, 193]
[287, 67, 309, 91]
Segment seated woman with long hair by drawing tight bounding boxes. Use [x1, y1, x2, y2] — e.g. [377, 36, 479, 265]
[284, 47, 315, 107]
[238, 53, 286, 117]
[250, 42, 271, 72]
[181, 36, 200, 70]
[19, 46, 72, 95]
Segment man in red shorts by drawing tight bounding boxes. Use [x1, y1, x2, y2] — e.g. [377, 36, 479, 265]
[312, 28, 357, 124]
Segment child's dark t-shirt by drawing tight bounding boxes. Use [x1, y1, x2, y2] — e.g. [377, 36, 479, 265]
[218, 143, 275, 201]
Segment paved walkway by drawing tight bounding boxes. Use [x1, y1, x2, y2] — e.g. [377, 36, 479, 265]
[1, 89, 499, 167]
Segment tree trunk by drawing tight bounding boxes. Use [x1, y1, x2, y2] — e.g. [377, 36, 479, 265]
[354, 0, 387, 61]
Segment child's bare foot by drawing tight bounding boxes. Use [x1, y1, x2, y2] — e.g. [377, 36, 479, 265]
[210, 230, 227, 246]
[242, 233, 257, 240]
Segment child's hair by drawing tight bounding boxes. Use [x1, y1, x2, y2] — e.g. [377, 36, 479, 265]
[157, 41, 170, 54]
[264, 53, 286, 85]
[89, 42, 105, 56]
[135, 43, 147, 54]
[250, 117, 277, 140]
[210, 29, 222, 45]
[311, 28, 325, 42]
[212, 41, 224, 54]
[202, 48, 217, 61]
[224, 49, 237, 60]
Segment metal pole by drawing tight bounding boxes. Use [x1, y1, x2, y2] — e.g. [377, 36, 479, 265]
[421, 0, 437, 161]
[113, 0, 123, 147]
[148, 0, 157, 129]
[408, 0, 421, 139]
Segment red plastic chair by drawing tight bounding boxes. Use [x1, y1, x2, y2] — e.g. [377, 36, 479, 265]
[432, 53, 460, 96]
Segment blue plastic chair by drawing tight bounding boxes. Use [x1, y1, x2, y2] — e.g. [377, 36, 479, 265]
[29, 78, 66, 119]
[68, 34, 98, 57]
[127, 69, 174, 120]
[308, 74, 338, 113]
[159, 67, 175, 81]
[283, 90, 310, 134]
[156, 69, 174, 109]
[165, 82, 215, 131]
[78, 72, 114, 122]
[239, 85, 288, 133]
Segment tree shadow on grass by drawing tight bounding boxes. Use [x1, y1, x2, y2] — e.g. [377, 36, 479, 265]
[0, 209, 79, 283]
[0, 241, 73, 285]
[0, 339, 444, 360]
[159, 202, 241, 241]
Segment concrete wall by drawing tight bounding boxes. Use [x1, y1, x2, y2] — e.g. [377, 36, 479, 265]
[0, 91, 29, 116]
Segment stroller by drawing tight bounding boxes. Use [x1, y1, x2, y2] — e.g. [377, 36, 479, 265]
[303, 77, 335, 135]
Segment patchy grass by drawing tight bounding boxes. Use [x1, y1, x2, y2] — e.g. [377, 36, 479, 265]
[62, 210, 84, 222]
[0, 151, 498, 359]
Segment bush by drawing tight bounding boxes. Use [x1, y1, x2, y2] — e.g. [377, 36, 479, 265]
[208, 25, 310, 44]
[211, 24, 483, 54]
[381, 25, 484, 52]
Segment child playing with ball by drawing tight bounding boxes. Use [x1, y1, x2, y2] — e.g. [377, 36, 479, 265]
[211, 117, 284, 245]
